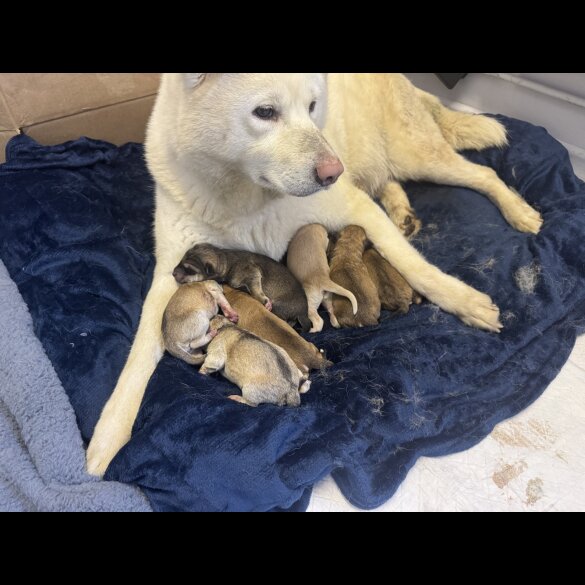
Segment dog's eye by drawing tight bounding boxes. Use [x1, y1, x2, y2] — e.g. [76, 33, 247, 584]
[309, 100, 316, 113]
[204, 262, 214, 275]
[253, 106, 276, 120]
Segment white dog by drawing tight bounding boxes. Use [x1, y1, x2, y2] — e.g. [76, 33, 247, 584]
[86, 73, 542, 475]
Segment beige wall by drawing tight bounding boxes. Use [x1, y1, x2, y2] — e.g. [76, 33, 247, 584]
[0, 73, 160, 163]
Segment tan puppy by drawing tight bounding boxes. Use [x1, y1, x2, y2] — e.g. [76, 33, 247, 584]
[287, 224, 358, 332]
[200, 316, 311, 407]
[162, 281, 238, 365]
[223, 286, 331, 373]
[329, 226, 381, 327]
[363, 248, 421, 314]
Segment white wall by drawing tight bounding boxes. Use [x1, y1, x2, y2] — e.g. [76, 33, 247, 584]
[406, 73, 585, 179]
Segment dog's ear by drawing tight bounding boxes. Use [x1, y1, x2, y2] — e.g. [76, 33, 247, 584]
[184, 73, 207, 89]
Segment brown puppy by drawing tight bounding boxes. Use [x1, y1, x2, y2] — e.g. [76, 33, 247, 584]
[287, 224, 358, 332]
[363, 248, 420, 314]
[162, 281, 238, 365]
[223, 286, 331, 373]
[200, 316, 311, 407]
[329, 225, 381, 327]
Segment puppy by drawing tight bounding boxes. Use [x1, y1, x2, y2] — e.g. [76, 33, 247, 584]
[329, 226, 381, 327]
[200, 316, 311, 407]
[162, 281, 238, 365]
[223, 286, 331, 373]
[363, 248, 421, 314]
[287, 224, 358, 332]
[174, 243, 311, 331]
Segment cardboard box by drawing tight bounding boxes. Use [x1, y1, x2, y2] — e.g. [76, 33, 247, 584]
[0, 73, 160, 162]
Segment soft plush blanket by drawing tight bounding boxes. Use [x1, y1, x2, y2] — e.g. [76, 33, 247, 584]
[0, 116, 583, 512]
[0, 260, 151, 511]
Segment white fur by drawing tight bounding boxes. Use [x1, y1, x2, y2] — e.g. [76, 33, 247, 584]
[86, 73, 542, 475]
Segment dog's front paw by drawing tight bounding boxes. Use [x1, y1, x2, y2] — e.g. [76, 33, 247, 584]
[264, 299, 273, 312]
[502, 190, 543, 234]
[86, 416, 132, 477]
[457, 288, 502, 332]
[504, 205, 543, 234]
[430, 275, 502, 333]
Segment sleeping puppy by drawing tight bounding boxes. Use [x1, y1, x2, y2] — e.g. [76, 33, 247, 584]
[200, 316, 311, 407]
[173, 243, 311, 331]
[162, 281, 238, 365]
[363, 248, 421, 314]
[223, 286, 331, 373]
[329, 225, 381, 327]
[287, 224, 358, 332]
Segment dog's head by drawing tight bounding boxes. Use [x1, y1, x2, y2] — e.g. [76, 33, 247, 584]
[172, 244, 225, 284]
[169, 73, 344, 197]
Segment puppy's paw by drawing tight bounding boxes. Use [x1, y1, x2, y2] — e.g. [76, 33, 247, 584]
[228, 395, 253, 406]
[299, 380, 311, 394]
[227, 311, 239, 323]
[264, 299, 273, 312]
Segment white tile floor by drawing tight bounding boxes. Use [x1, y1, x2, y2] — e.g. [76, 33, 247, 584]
[309, 335, 585, 512]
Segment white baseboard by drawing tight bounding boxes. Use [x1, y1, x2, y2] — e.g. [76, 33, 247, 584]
[406, 73, 585, 180]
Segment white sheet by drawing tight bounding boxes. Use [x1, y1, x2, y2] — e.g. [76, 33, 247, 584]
[309, 335, 585, 512]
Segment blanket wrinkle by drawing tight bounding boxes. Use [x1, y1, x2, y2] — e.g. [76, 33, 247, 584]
[0, 115, 584, 512]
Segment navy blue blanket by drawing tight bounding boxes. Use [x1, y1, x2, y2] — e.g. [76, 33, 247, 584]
[1, 116, 584, 512]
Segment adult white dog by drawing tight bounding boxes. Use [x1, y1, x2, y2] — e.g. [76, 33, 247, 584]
[87, 73, 542, 476]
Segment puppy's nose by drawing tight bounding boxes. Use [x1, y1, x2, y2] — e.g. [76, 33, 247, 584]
[172, 267, 185, 282]
[315, 158, 344, 187]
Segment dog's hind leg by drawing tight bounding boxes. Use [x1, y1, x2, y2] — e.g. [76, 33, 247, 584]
[86, 271, 178, 476]
[378, 181, 421, 239]
[414, 149, 543, 234]
[305, 286, 324, 333]
[199, 345, 226, 376]
[241, 269, 272, 311]
[322, 293, 340, 328]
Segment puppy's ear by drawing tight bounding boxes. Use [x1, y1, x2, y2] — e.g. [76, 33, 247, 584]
[184, 73, 207, 89]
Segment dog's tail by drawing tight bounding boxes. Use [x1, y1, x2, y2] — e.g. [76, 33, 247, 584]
[417, 89, 507, 151]
[323, 281, 358, 315]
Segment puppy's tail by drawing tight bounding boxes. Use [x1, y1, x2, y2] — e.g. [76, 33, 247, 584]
[324, 281, 358, 315]
[417, 88, 508, 151]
